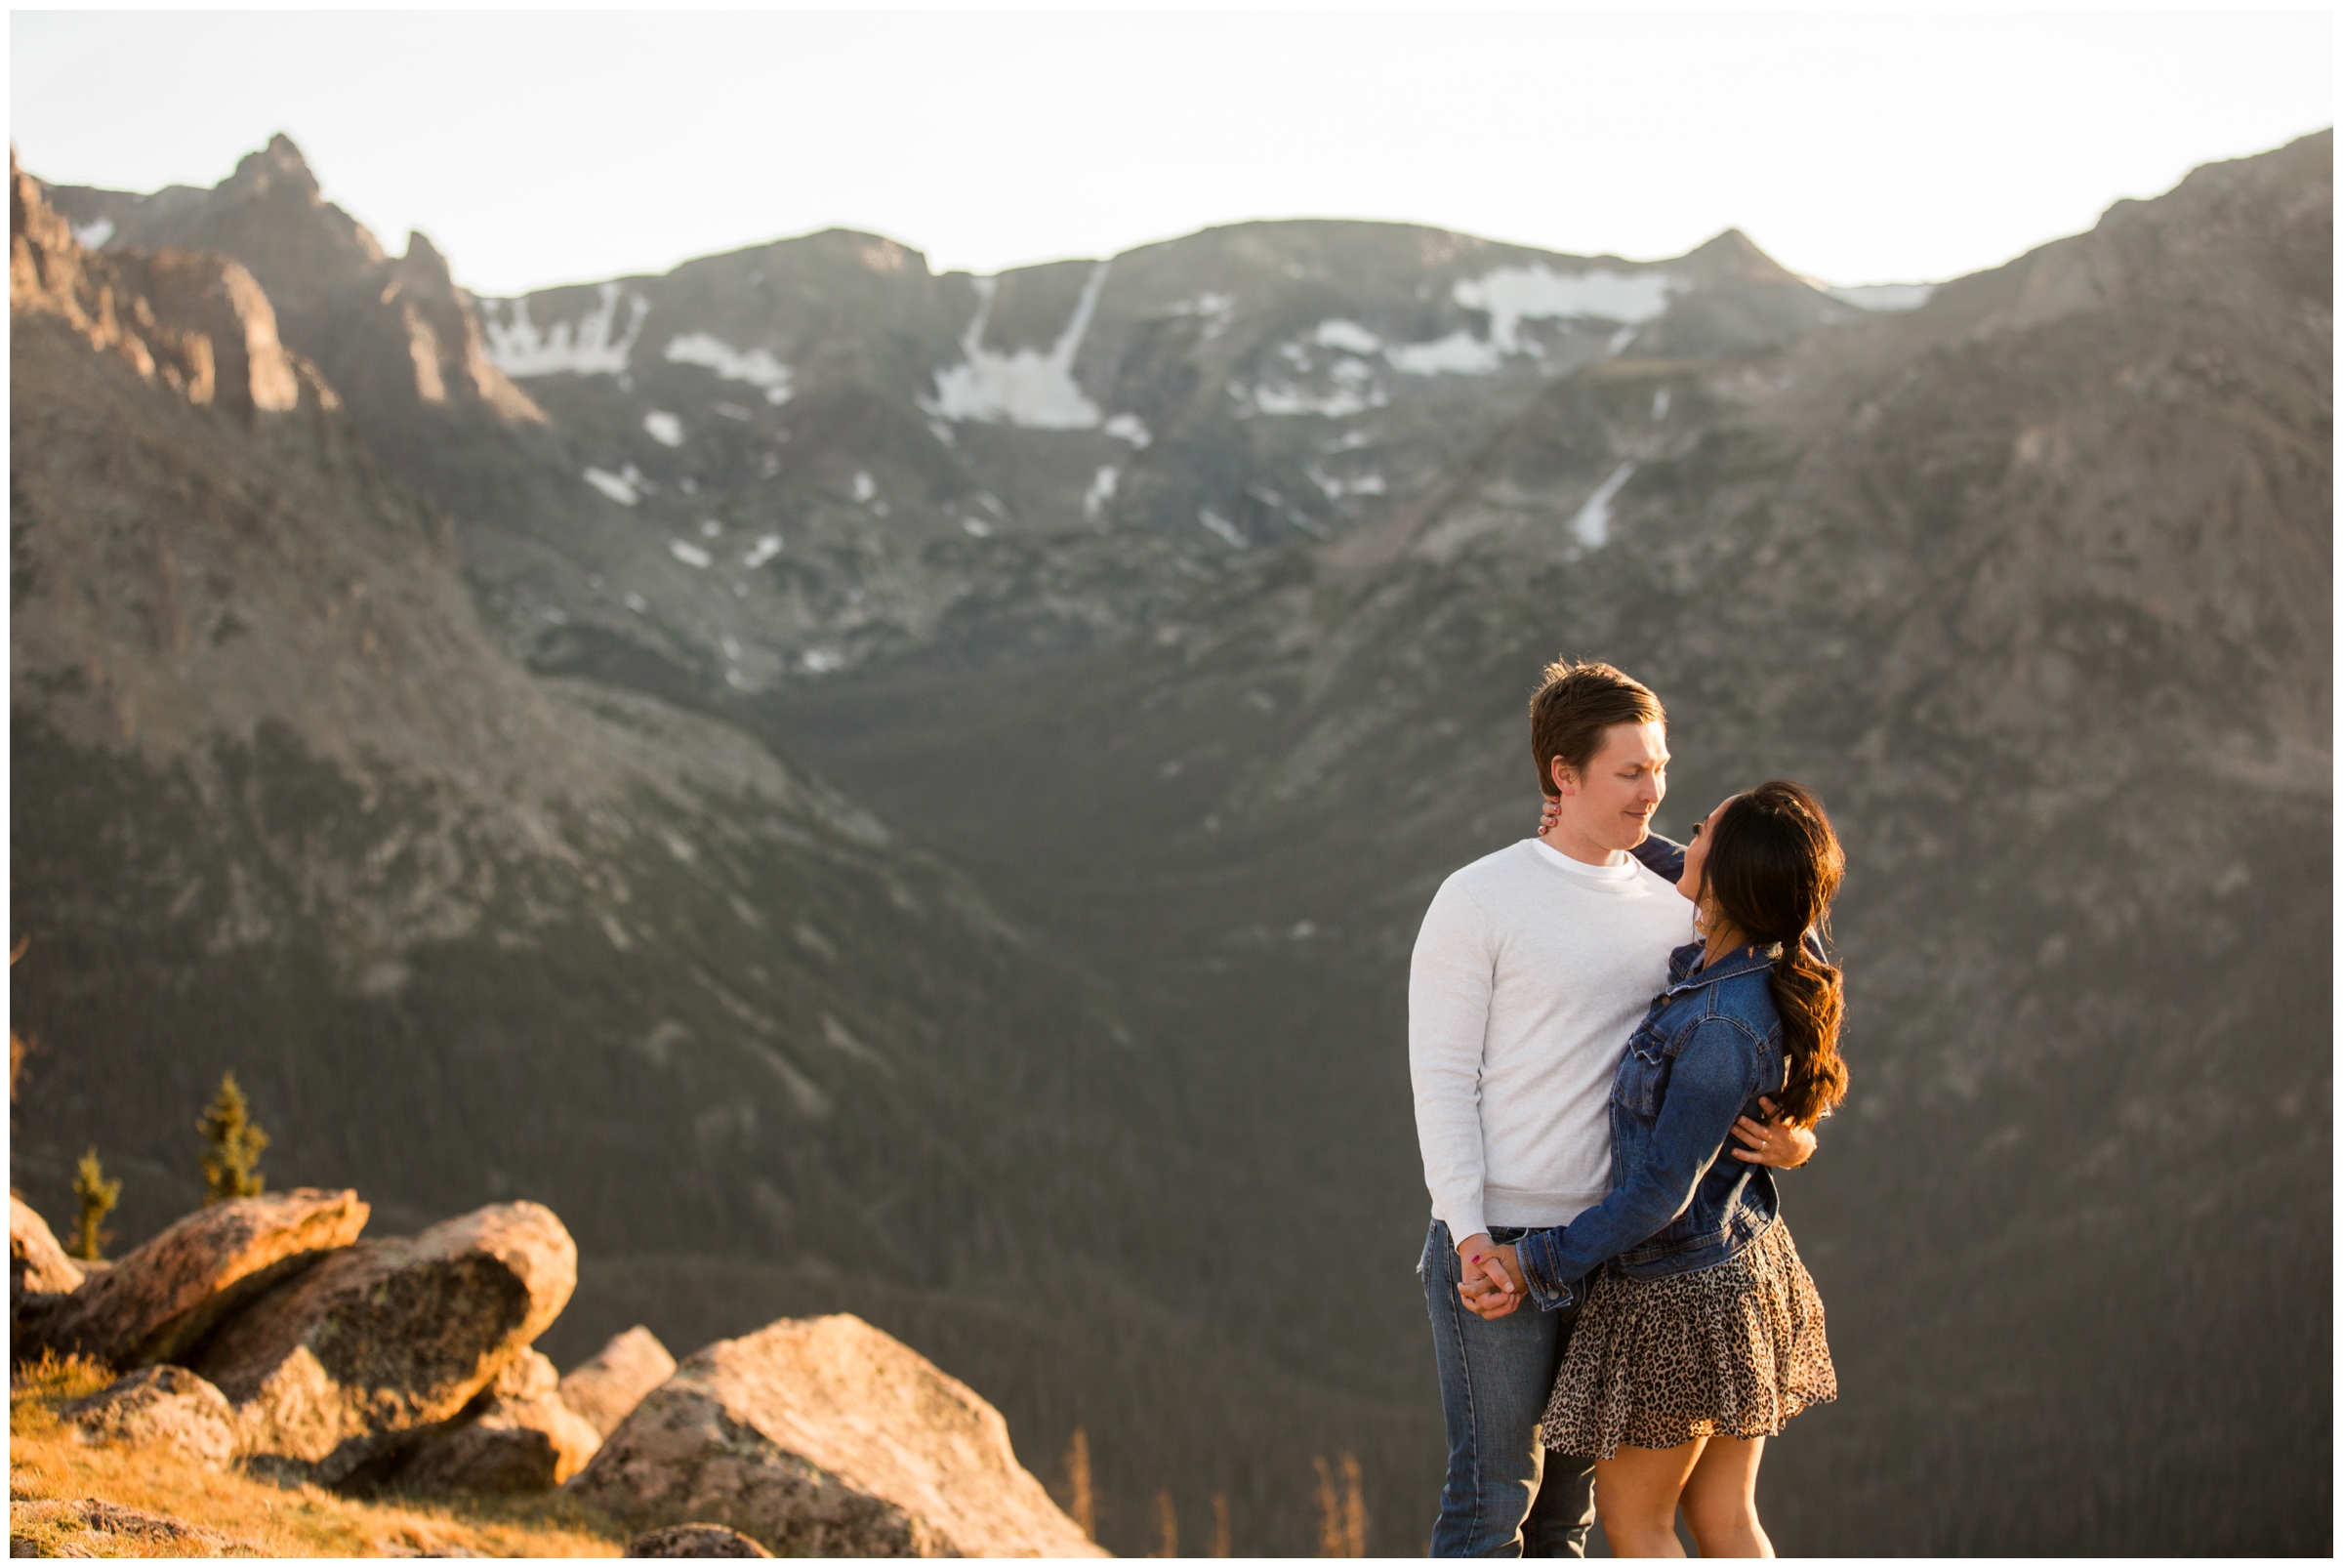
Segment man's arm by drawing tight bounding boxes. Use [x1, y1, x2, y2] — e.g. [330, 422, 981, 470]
[1409, 880, 1500, 1270]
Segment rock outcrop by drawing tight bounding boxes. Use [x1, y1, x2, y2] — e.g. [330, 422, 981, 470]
[61, 1365, 238, 1470]
[628, 1523, 775, 1558]
[7, 1498, 246, 1557]
[13, 152, 311, 418]
[191, 1201, 575, 1484]
[391, 1346, 602, 1494]
[566, 1314, 1100, 1558]
[558, 1325, 677, 1438]
[31, 1188, 368, 1368]
[11, 1194, 85, 1310]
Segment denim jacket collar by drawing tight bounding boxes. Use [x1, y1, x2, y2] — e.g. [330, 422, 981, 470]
[1662, 940, 1780, 996]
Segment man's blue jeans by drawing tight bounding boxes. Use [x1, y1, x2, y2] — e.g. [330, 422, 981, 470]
[1422, 1219, 1598, 1557]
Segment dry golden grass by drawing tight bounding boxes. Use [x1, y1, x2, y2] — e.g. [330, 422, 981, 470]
[10, 1352, 627, 1558]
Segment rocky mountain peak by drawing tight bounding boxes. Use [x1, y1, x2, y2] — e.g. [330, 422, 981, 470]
[1673, 226, 1810, 287]
[226, 132, 322, 205]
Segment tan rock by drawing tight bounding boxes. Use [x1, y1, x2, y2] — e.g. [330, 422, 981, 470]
[8, 1498, 245, 1556]
[392, 1348, 603, 1494]
[62, 1365, 238, 1470]
[11, 1194, 85, 1309]
[559, 1325, 678, 1438]
[34, 1188, 368, 1368]
[565, 1314, 1102, 1558]
[628, 1523, 774, 1557]
[192, 1200, 576, 1485]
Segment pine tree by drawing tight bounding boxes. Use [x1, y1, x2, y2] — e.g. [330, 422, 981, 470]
[1151, 1489, 1177, 1557]
[1061, 1427, 1094, 1541]
[1314, 1456, 1342, 1556]
[197, 1071, 268, 1204]
[1339, 1452, 1368, 1557]
[69, 1145, 120, 1261]
[1313, 1455, 1367, 1556]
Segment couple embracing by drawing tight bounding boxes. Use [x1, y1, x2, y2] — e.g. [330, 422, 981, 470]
[1411, 661, 1847, 1558]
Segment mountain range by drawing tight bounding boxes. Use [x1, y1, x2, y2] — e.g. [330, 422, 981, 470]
[16, 128, 2330, 1553]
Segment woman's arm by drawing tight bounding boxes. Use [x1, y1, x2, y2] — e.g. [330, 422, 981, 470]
[1510, 1014, 1764, 1310]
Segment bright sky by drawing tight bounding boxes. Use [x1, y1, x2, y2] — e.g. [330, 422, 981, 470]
[11, 9, 2333, 297]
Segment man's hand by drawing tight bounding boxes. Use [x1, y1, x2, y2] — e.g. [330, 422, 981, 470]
[1729, 1097, 1817, 1167]
[1456, 1235, 1528, 1319]
[1455, 1233, 1526, 1319]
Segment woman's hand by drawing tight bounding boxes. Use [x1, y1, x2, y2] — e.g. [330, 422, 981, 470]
[1729, 1097, 1816, 1167]
[1458, 1242, 1527, 1318]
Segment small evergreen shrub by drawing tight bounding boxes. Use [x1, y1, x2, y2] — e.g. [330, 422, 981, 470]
[197, 1071, 268, 1204]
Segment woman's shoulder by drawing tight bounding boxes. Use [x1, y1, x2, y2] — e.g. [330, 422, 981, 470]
[1706, 958, 1784, 1033]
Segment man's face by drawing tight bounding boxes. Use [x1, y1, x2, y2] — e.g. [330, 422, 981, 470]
[1549, 721, 1668, 853]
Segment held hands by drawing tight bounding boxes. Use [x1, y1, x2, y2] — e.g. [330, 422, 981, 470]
[1455, 1234, 1529, 1320]
[1730, 1097, 1817, 1167]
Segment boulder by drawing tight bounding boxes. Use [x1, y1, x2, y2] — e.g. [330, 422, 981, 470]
[392, 1347, 603, 1494]
[192, 1200, 575, 1485]
[628, 1523, 774, 1558]
[32, 1188, 368, 1368]
[565, 1314, 1102, 1558]
[559, 1325, 677, 1437]
[61, 1365, 238, 1469]
[11, 1194, 86, 1310]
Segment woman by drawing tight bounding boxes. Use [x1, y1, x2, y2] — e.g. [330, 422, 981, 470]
[1476, 779, 1847, 1557]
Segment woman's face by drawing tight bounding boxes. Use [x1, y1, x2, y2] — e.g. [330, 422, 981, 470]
[1676, 794, 1740, 909]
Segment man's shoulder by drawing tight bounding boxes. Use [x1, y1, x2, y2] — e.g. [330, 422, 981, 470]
[1438, 841, 1540, 897]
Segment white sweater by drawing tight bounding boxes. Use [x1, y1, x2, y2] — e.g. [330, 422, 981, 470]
[1408, 839, 1696, 1244]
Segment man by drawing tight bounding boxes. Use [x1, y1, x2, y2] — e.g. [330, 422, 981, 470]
[1410, 660, 1813, 1556]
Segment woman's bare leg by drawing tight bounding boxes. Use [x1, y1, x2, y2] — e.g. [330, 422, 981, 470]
[1680, 1433, 1773, 1557]
[1592, 1439, 1705, 1557]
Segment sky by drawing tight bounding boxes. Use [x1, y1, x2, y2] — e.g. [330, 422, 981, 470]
[11, 9, 2334, 298]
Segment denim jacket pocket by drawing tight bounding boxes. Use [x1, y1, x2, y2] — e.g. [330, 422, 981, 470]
[1615, 1031, 1670, 1117]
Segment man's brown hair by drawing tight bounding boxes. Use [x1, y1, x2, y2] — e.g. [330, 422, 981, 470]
[1529, 659, 1665, 797]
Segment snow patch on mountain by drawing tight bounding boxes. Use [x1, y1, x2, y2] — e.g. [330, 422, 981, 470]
[584, 467, 639, 505]
[1198, 508, 1249, 548]
[1386, 331, 1504, 376]
[1313, 319, 1383, 355]
[1363, 266, 1678, 376]
[485, 284, 648, 377]
[743, 534, 783, 567]
[644, 410, 684, 446]
[1104, 412, 1152, 446]
[70, 217, 114, 250]
[1571, 461, 1637, 548]
[1084, 466, 1119, 521]
[1825, 282, 1936, 311]
[1308, 464, 1386, 500]
[1458, 266, 1675, 350]
[927, 262, 1113, 429]
[669, 539, 713, 568]
[664, 333, 796, 402]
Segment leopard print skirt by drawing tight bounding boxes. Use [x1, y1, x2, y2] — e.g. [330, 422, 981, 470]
[1540, 1217, 1835, 1460]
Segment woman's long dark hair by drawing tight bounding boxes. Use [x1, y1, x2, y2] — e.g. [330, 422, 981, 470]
[1700, 780, 1848, 1126]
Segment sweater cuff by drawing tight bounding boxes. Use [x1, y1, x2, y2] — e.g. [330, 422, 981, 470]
[1517, 1227, 1578, 1312]
[1443, 1201, 1488, 1251]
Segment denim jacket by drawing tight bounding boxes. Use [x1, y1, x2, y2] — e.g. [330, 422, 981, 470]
[1515, 937, 1788, 1312]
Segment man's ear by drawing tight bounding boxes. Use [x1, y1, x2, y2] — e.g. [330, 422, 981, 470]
[1548, 756, 1578, 797]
